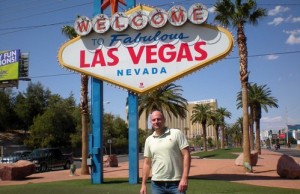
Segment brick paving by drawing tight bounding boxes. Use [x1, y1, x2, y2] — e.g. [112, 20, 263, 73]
[0, 149, 299, 190]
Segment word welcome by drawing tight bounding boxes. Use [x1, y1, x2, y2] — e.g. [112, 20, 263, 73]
[74, 3, 208, 36]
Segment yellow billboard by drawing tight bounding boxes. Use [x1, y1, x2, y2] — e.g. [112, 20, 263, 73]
[0, 50, 20, 81]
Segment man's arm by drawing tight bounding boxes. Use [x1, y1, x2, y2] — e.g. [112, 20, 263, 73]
[178, 147, 191, 192]
[140, 157, 151, 194]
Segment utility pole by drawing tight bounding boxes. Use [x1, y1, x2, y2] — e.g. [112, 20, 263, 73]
[285, 107, 289, 145]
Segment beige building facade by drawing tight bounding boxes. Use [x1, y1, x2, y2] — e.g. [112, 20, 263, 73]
[138, 99, 218, 139]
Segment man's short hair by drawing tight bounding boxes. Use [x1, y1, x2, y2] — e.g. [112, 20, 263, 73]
[150, 109, 165, 119]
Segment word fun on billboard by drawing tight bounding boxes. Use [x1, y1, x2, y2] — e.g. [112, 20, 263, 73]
[0, 50, 20, 66]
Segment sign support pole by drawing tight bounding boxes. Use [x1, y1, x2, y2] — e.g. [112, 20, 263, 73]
[128, 91, 139, 184]
[126, 0, 138, 185]
[90, 0, 104, 184]
[91, 78, 104, 184]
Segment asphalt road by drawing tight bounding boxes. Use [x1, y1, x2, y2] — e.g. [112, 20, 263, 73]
[73, 153, 144, 169]
[74, 147, 300, 169]
[271, 147, 300, 158]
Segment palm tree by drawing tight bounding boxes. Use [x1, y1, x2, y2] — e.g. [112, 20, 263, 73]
[209, 110, 222, 149]
[138, 83, 188, 130]
[228, 121, 243, 147]
[191, 104, 213, 152]
[237, 90, 255, 150]
[217, 108, 232, 149]
[249, 105, 255, 150]
[214, 0, 267, 173]
[248, 83, 278, 154]
[209, 107, 231, 149]
[61, 25, 90, 175]
[236, 116, 244, 144]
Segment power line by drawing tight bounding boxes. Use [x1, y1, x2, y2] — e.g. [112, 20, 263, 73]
[0, 21, 73, 36]
[0, 20, 73, 30]
[0, 0, 56, 15]
[227, 50, 300, 59]
[0, 2, 92, 25]
[27, 50, 300, 80]
[29, 73, 78, 79]
[1, 1, 299, 36]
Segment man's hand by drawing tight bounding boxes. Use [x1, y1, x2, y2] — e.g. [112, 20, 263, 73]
[140, 184, 147, 194]
[179, 147, 191, 192]
[178, 178, 188, 192]
[140, 157, 151, 194]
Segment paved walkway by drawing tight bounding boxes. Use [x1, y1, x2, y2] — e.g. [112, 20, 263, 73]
[1, 149, 299, 190]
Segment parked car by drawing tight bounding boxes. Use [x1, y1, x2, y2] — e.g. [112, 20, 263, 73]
[0, 150, 32, 163]
[189, 146, 195, 152]
[26, 148, 73, 172]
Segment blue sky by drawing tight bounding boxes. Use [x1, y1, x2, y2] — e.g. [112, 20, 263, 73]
[1, 0, 299, 132]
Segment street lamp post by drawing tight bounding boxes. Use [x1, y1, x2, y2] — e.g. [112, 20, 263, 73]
[107, 139, 112, 155]
[103, 101, 110, 112]
[104, 101, 111, 155]
[286, 128, 289, 145]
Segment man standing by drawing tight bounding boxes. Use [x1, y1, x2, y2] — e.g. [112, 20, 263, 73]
[140, 110, 191, 194]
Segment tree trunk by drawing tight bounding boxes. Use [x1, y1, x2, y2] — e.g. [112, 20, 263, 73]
[249, 121, 254, 150]
[242, 83, 252, 173]
[249, 109, 254, 150]
[81, 113, 89, 174]
[202, 123, 207, 152]
[221, 126, 225, 149]
[255, 119, 261, 154]
[80, 74, 89, 175]
[238, 24, 252, 173]
[215, 125, 219, 149]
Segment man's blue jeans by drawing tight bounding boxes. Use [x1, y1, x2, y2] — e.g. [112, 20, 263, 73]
[151, 181, 186, 194]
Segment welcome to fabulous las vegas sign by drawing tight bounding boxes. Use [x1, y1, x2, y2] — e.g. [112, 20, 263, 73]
[58, 3, 233, 94]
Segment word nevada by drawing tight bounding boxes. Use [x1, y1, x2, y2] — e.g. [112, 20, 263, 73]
[74, 3, 209, 36]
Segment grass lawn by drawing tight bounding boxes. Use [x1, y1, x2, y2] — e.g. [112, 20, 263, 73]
[192, 147, 243, 159]
[0, 178, 298, 194]
[1, 148, 297, 193]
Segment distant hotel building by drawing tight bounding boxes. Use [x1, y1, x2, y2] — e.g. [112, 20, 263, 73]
[138, 99, 218, 139]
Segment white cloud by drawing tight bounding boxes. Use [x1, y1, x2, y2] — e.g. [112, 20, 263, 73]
[208, 6, 215, 13]
[278, 77, 282, 82]
[292, 17, 300, 23]
[284, 29, 300, 45]
[286, 16, 300, 23]
[268, 16, 300, 26]
[261, 115, 300, 131]
[266, 55, 279, 60]
[261, 116, 286, 131]
[268, 6, 290, 16]
[287, 117, 300, 124]
[261, 116, 283, 123]
[268, 17, 284, 26]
